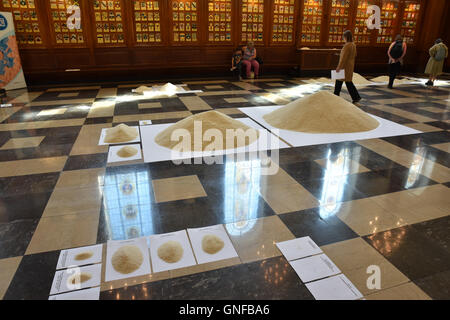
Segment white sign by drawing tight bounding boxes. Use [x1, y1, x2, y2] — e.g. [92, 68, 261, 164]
[331, 70, 345, 80]
[149, 230, 197, 273]
[67, 5, 81, 30]
[289, 254, 341, 283]
[276, 237, 323, 261]
[49, 264, 102, 295]
[187, 224, 238, 264]
[49, 287, 100, 300]
[56, 244, 103, 270]
[306, 274, 363, 300]
[105, 237, 151, 282]
[366, 5, 381, 30]
[0, 12, 27, 90]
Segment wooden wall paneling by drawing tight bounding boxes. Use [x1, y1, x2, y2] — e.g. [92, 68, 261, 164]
[297, 0, 326, 47]
[321, 0, 330, 46]
[37, 0, 52, 48]
[169, 0, 202, 46]
[353, 0, 380, 46]
[371, 0, 383, 46]
[19, 49, 57, 70]
[376, 0, 400, 46]
[132, 47, 168, 65]
[54, 48, 92, 69]
[414, 0, 446, 73]
[268, 0, 298, 47]
[93, 47, 131, 66]
[131, 0, 165, 47]
[0, 0, 49, 49]
[6, 0, 443, 84]
[441, 0, 450, 71]
[238, 0, 266, 46]
[232, 0, 239, 48]
[327, 0, 355, 46]
[204, 0, 235, 46]
[398, 0, 422, 46]
[82, 0, 97, 67]
[161, 0, 171, 46]
[416, 0, 444, 50]
[89, 0, 127, 48]
[47, 0, 89, 48]
[263, 0, 271, 47]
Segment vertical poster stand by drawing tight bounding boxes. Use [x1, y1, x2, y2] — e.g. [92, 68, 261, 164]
[0, 11, 27, 107]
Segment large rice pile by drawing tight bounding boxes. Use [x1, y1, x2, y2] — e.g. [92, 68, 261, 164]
[263, 91, 379, 133]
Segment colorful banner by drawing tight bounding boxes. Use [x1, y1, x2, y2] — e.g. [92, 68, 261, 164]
[0, 11, 27, 90]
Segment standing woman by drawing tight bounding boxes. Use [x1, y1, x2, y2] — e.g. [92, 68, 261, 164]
[387, 35, 407, 89]
[425, 39, 448, 86]
[241, 41, 260, 79]
[335, 30, 361, 104]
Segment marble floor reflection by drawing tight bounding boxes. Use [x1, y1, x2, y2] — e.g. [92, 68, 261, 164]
[0, 77, 449, 300]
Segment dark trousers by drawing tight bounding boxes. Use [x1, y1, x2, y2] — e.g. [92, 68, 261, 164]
[334, 80, 361, 102]
[232, 62, 243, 80]
[388, 62, 401, 88]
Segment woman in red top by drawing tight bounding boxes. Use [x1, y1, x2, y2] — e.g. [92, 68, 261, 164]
[387, 35, 407, 89]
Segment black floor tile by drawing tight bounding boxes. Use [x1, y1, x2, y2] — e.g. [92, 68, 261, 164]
[414, 270, 450, 300]
[113, 98, 187, 116]
[422, 146, 450, 168]
[84, 117, 114, 125]
[411, 216, 450, 254]
[102, 256, 314, 300]
[414, 131, 450, 146]
[100, 277, 168, 300]
[359, 106, 413, 124]
[6, 105, 89, 123]
[279, 208, 359, 246]
[374, 167, 438, 190]
[299, 177, 367, 202]
[3, 250, 60, 300]
[33, 90, 99, 102]
[150, 197, 229, 235]
[198, 94, 274, 109]
[364, 225, 450, 281]
[425, 121, 450, 131]
[63, 153, 108, 171]
[0, 192, 52, 222]
[281, 160, 327, 182]
[0, 219, 40, 259]
[0, 172, 60, 197]
[276, 145, 330, 165]
[169, 256, 313, 300]
[186, 82, 244, 92]
[353, 147, 404, 171]
[345, 171, 406, 198]
[0, 144, 73, 162]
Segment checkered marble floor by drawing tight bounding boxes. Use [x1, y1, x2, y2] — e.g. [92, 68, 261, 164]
[0, 77, 449, 300]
